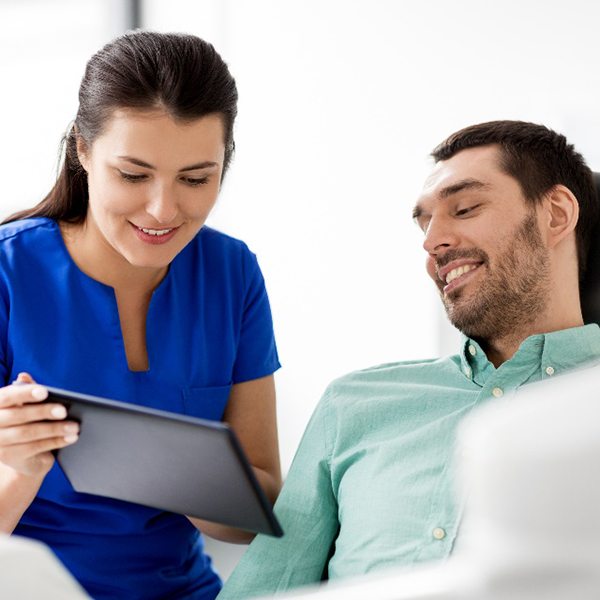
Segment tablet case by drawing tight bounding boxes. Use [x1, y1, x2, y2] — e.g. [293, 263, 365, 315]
[44, 386, 283, 537]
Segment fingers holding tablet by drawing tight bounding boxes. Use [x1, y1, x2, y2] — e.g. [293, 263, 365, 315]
[0, 375, 79, 476]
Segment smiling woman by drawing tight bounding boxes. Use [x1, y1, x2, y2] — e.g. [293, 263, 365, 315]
[67, 110, 226, 281]
[0, 31, 281, 600]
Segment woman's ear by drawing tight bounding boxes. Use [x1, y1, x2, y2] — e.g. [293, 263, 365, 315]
[543, 184, 579, 249]
[74, 130, 90, 173]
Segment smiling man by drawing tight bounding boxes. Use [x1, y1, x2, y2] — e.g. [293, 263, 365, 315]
[218, 121, 600, 599]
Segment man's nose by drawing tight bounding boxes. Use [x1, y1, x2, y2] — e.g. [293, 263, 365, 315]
[145, 184, 179, 224]
[422, 215, 459, 255]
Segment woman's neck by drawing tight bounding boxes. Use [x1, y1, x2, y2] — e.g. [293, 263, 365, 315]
[59, 220, 167, 294]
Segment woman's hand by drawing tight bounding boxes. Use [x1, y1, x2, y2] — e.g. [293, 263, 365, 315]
[0, 372, 79, 477]
[188, 374, 282, 543]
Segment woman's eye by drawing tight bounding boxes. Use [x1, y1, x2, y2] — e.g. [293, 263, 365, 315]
[182, 177, 209, 187]
[119, 171, 147, 183]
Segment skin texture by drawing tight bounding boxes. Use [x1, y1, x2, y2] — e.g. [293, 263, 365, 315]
[0, 109, 281, 542]
[414, 145, 583, 367]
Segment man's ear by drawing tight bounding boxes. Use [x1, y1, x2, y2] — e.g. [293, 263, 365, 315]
[543, 184, 579, 249]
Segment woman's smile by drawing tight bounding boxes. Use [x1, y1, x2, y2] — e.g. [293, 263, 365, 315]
[130, 221, 180, 245]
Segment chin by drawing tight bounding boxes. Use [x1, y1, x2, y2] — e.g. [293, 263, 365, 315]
[123, 251, 175, 270]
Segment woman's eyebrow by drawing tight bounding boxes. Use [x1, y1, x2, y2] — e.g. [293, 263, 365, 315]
[117, 156, 219, 172]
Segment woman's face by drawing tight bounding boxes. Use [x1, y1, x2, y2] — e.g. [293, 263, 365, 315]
[77, 108, 225, 271]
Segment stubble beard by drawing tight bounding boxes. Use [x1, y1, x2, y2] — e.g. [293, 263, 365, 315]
[440, 213, 551, 341]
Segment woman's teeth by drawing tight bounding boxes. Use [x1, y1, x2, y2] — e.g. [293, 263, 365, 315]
[140, 227, 173, 237]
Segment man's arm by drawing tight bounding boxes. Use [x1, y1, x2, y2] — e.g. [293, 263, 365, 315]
[218, 391, 339, 598]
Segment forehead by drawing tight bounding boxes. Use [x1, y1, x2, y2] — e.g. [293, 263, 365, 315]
[90, 108, 225, 164]
[417, 145, 504, 204]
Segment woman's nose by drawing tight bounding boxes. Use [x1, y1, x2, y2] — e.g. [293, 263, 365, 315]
[145, 186, 179, 224]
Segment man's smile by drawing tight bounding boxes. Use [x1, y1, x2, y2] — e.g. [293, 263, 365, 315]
[442, 263, 483, 294]
[436, 259, 484, 294]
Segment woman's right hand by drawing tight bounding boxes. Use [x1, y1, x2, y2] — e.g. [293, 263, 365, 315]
[0, 372, 79, 477]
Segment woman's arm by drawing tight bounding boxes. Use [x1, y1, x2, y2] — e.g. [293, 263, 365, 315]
[0, 465, 46, 533]
[187, 374, 281, 543]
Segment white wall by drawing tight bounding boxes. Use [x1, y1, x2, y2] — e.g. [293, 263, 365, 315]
[0, 0, 138, 215]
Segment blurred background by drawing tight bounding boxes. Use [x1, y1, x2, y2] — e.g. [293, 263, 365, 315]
[2, 0, 600, 578]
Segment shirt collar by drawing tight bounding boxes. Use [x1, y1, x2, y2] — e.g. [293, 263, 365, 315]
[459, 324, 600, 386]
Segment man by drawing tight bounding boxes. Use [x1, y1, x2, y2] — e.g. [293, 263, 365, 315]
[218, 121, 600, 598]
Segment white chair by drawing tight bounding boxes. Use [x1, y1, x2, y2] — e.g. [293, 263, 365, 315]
[0, 534, 88, 599]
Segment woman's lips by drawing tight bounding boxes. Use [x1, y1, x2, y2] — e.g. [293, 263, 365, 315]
[130, 222, 179, 245]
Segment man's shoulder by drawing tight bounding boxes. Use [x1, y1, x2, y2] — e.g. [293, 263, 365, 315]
[323, 354, 463, 406]
[333, 354, 461, 383]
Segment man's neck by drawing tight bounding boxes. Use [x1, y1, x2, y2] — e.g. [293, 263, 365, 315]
[478, 312, 585, 368]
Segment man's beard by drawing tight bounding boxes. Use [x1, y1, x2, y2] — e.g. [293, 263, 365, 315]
[438, 213, 551, 341]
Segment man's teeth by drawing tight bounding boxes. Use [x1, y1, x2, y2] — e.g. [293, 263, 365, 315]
[445, 264, 479, 284]
[140, 227, 173, 237]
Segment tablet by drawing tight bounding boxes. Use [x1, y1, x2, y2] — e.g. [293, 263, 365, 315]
[43, 386, 283, 537]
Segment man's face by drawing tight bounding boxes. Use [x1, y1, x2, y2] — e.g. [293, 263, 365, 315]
[413, 145, 551, 340]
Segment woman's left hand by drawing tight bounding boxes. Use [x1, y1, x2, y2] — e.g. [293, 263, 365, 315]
[187, 374, 281, 543]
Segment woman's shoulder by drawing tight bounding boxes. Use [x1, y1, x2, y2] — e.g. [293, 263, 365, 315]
[196, 225, 251, 254]
[182, 226, 263, 287]
[189, 226, 258, 268]
[0, 217, 56, 245]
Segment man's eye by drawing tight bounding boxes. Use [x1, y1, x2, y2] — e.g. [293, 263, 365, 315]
[182, 177, 209, 187]
[413, 218, 429, 233]
[119, 171, 147, 183]
[456, 204, 479, 217]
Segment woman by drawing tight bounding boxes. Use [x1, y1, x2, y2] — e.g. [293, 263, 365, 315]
[0, 31, 281, 599]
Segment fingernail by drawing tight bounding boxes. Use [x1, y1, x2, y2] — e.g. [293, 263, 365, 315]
[64, 434, 78, 444]
[63, 423, 79, 433]
[31, 387, 48, 400]
[51, 406, 67, 419]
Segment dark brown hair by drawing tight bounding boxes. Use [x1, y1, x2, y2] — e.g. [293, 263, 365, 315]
[4, 30, 238, 224]
[432, 120, 599, 279]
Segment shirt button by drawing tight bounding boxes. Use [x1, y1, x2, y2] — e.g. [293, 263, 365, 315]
[468, 345, 477, 356]
[463, 365, 472, 378]
[545, 366, 555, 376]
[432, 527, 446, 540]
[492, 387, 503, 398]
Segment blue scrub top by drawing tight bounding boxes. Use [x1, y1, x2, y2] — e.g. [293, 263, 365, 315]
[1, 218, 280, 599]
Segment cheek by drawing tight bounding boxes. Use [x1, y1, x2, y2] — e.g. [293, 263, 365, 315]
[182, 188, 219, 218]
[426, 255, 437, 282]
[88, 178, 138, 217]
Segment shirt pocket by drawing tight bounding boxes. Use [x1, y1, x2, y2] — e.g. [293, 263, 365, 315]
[182, 384, 232, 421]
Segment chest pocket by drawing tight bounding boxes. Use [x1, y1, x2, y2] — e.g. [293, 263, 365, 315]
[182, 384, 232, 421]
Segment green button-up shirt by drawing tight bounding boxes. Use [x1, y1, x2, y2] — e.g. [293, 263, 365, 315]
[218, 325, 600, 599]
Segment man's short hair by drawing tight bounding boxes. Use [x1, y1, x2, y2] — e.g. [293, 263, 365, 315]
[431, 120, 599, 280]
